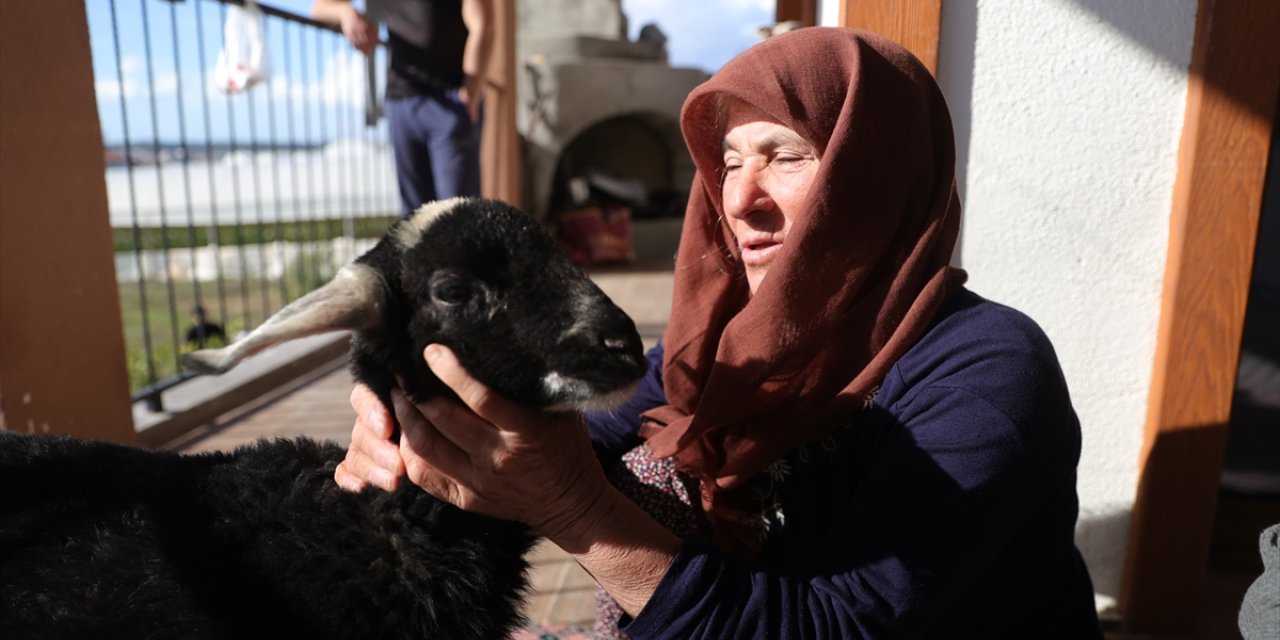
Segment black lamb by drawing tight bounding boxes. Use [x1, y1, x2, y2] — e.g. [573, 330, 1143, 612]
[0, 197, 648, 640]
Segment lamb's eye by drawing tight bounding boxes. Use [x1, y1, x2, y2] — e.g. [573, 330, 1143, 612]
[432, 278, 473, 305]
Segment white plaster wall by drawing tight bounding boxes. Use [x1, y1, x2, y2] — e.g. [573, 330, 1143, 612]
[925, 0, 1197, 613]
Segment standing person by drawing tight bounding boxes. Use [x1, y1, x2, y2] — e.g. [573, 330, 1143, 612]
[335, 27, 1104, 638]
[313, 0, 492, 217]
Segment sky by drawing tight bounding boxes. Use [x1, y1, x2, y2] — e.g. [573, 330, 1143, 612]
[87, 0, 775, 145]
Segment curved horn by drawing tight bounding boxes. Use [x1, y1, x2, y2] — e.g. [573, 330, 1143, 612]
[182, 263, 387, 374]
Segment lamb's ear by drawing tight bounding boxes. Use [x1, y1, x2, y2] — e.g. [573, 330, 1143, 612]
[182, 263, 387, 374]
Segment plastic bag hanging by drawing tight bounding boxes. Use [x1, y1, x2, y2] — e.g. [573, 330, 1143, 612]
[211, 0, 271, 94]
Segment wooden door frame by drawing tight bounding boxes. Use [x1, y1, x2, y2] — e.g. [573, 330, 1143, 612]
[776, 0, 941, 75]
[1120, 0, 1279, 633]
[480, 0, 520, 206]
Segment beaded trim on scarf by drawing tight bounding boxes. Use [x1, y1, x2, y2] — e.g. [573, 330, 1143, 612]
[746, 386, 879, 546]
[592, 386, 879, 638]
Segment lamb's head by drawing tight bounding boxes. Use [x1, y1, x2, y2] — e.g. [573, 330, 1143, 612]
[385, 197, 648, 411]
[182, 197, 648, 412]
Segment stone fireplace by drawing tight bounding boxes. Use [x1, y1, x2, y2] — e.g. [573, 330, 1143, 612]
[517, 0, 710, 221]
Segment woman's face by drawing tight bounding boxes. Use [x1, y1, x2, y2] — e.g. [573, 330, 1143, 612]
[720, 102, 820, 295]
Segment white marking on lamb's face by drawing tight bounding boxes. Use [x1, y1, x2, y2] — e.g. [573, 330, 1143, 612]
[393, 197, 472, 250]
[557, 283, 607, 343]
[541, 372, 638, 413]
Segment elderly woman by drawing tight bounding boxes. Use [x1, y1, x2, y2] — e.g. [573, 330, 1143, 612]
[336, 27, 1103, 639]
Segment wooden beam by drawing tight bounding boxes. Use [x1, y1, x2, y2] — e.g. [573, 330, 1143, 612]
[0, 0, 136, 444]
[775, 0, 817, 27]
[480, 0, 521, 207]
[1120, 0, 1280, 634]
[838, 0, 942, 75]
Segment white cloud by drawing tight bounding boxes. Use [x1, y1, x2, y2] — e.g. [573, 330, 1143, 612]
[621, 0, 773, 71]
[95, 78, 130, 100]
[721, 0, 774, 12]
[119, 54, 143, 74]
[153, 71, 179, 97]
[95, 61, 178, 101]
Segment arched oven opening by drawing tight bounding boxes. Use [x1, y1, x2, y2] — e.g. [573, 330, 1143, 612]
[549, 113, 688, 220]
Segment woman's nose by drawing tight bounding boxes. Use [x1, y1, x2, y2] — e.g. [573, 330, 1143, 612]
[723, 168, 773, 219]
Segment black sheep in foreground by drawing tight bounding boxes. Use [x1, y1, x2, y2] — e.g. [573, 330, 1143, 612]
[0, 197, 648, 640]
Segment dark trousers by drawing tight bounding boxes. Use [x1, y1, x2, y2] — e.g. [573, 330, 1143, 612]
[385, 89, 482, 217]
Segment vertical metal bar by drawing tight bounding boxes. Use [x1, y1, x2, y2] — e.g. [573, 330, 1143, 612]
[364, 56, 376, 221]
[300, 24, 323, 286]
[169, 0, 204, 353]
[339, 44, 356, 245]
[194, 0, 229, 327]
[139, 0, 185, 375]
[355, 52, 366, 223]
[264, 16, 290, 307]
[360, 52, 374, 226]
[220, 2, 253, 332]
[380, 48, 394, 218]
[244, 67, 272, 319]
[109, 0, 157, 389]
[320, 30, 338, 264]
[281, 21, 310, 297]
[365, 55, 378, 220]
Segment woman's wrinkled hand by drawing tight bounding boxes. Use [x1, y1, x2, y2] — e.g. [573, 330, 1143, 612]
[334, 345, 611, 538]
[397, 345, 610, 535]
[334, 384, 405, 492]
[335, 346, 679, 616]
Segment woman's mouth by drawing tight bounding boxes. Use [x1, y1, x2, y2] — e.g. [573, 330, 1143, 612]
[740, 240, 782, 267]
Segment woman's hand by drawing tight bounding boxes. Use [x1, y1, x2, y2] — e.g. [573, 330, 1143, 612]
[334, 384, 405, 492]
[393, 345, 610, 535]
[405, 345, 682, 616]
[335, 344, 681, 616]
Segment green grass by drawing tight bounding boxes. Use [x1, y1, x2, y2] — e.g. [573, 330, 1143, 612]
[113, 216, 398, 252]
[118, 241, 344, 393]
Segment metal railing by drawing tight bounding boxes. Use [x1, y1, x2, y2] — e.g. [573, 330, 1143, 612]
[91, 0, 398, 409]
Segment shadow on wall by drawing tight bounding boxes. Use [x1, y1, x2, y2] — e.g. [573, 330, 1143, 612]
[1075, 506, 1132, 617]
[934, 0, 976, 209]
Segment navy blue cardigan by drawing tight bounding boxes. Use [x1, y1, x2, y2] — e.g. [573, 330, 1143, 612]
[586, 288, 1102, 639]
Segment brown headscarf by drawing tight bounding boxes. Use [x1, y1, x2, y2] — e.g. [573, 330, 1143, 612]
[638, 27, 967, 556]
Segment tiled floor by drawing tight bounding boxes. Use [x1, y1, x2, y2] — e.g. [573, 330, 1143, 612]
[166, 264, 676, 629]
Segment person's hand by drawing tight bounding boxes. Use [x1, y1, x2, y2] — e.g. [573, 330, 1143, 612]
[338, 6, 378, 54]
[459, 73, 484, 124]
[394, 345, 610, 536]
[336, 345, 681, 616]
[335, 384, 405, 492]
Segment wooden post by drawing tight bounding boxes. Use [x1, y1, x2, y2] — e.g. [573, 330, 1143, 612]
[838, 0, 942, 75]
[1120, 0, 1280, 633]
[0, 0, 137, 444]
[775, 0, 818, 27]
[480, 0, 521, 207]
